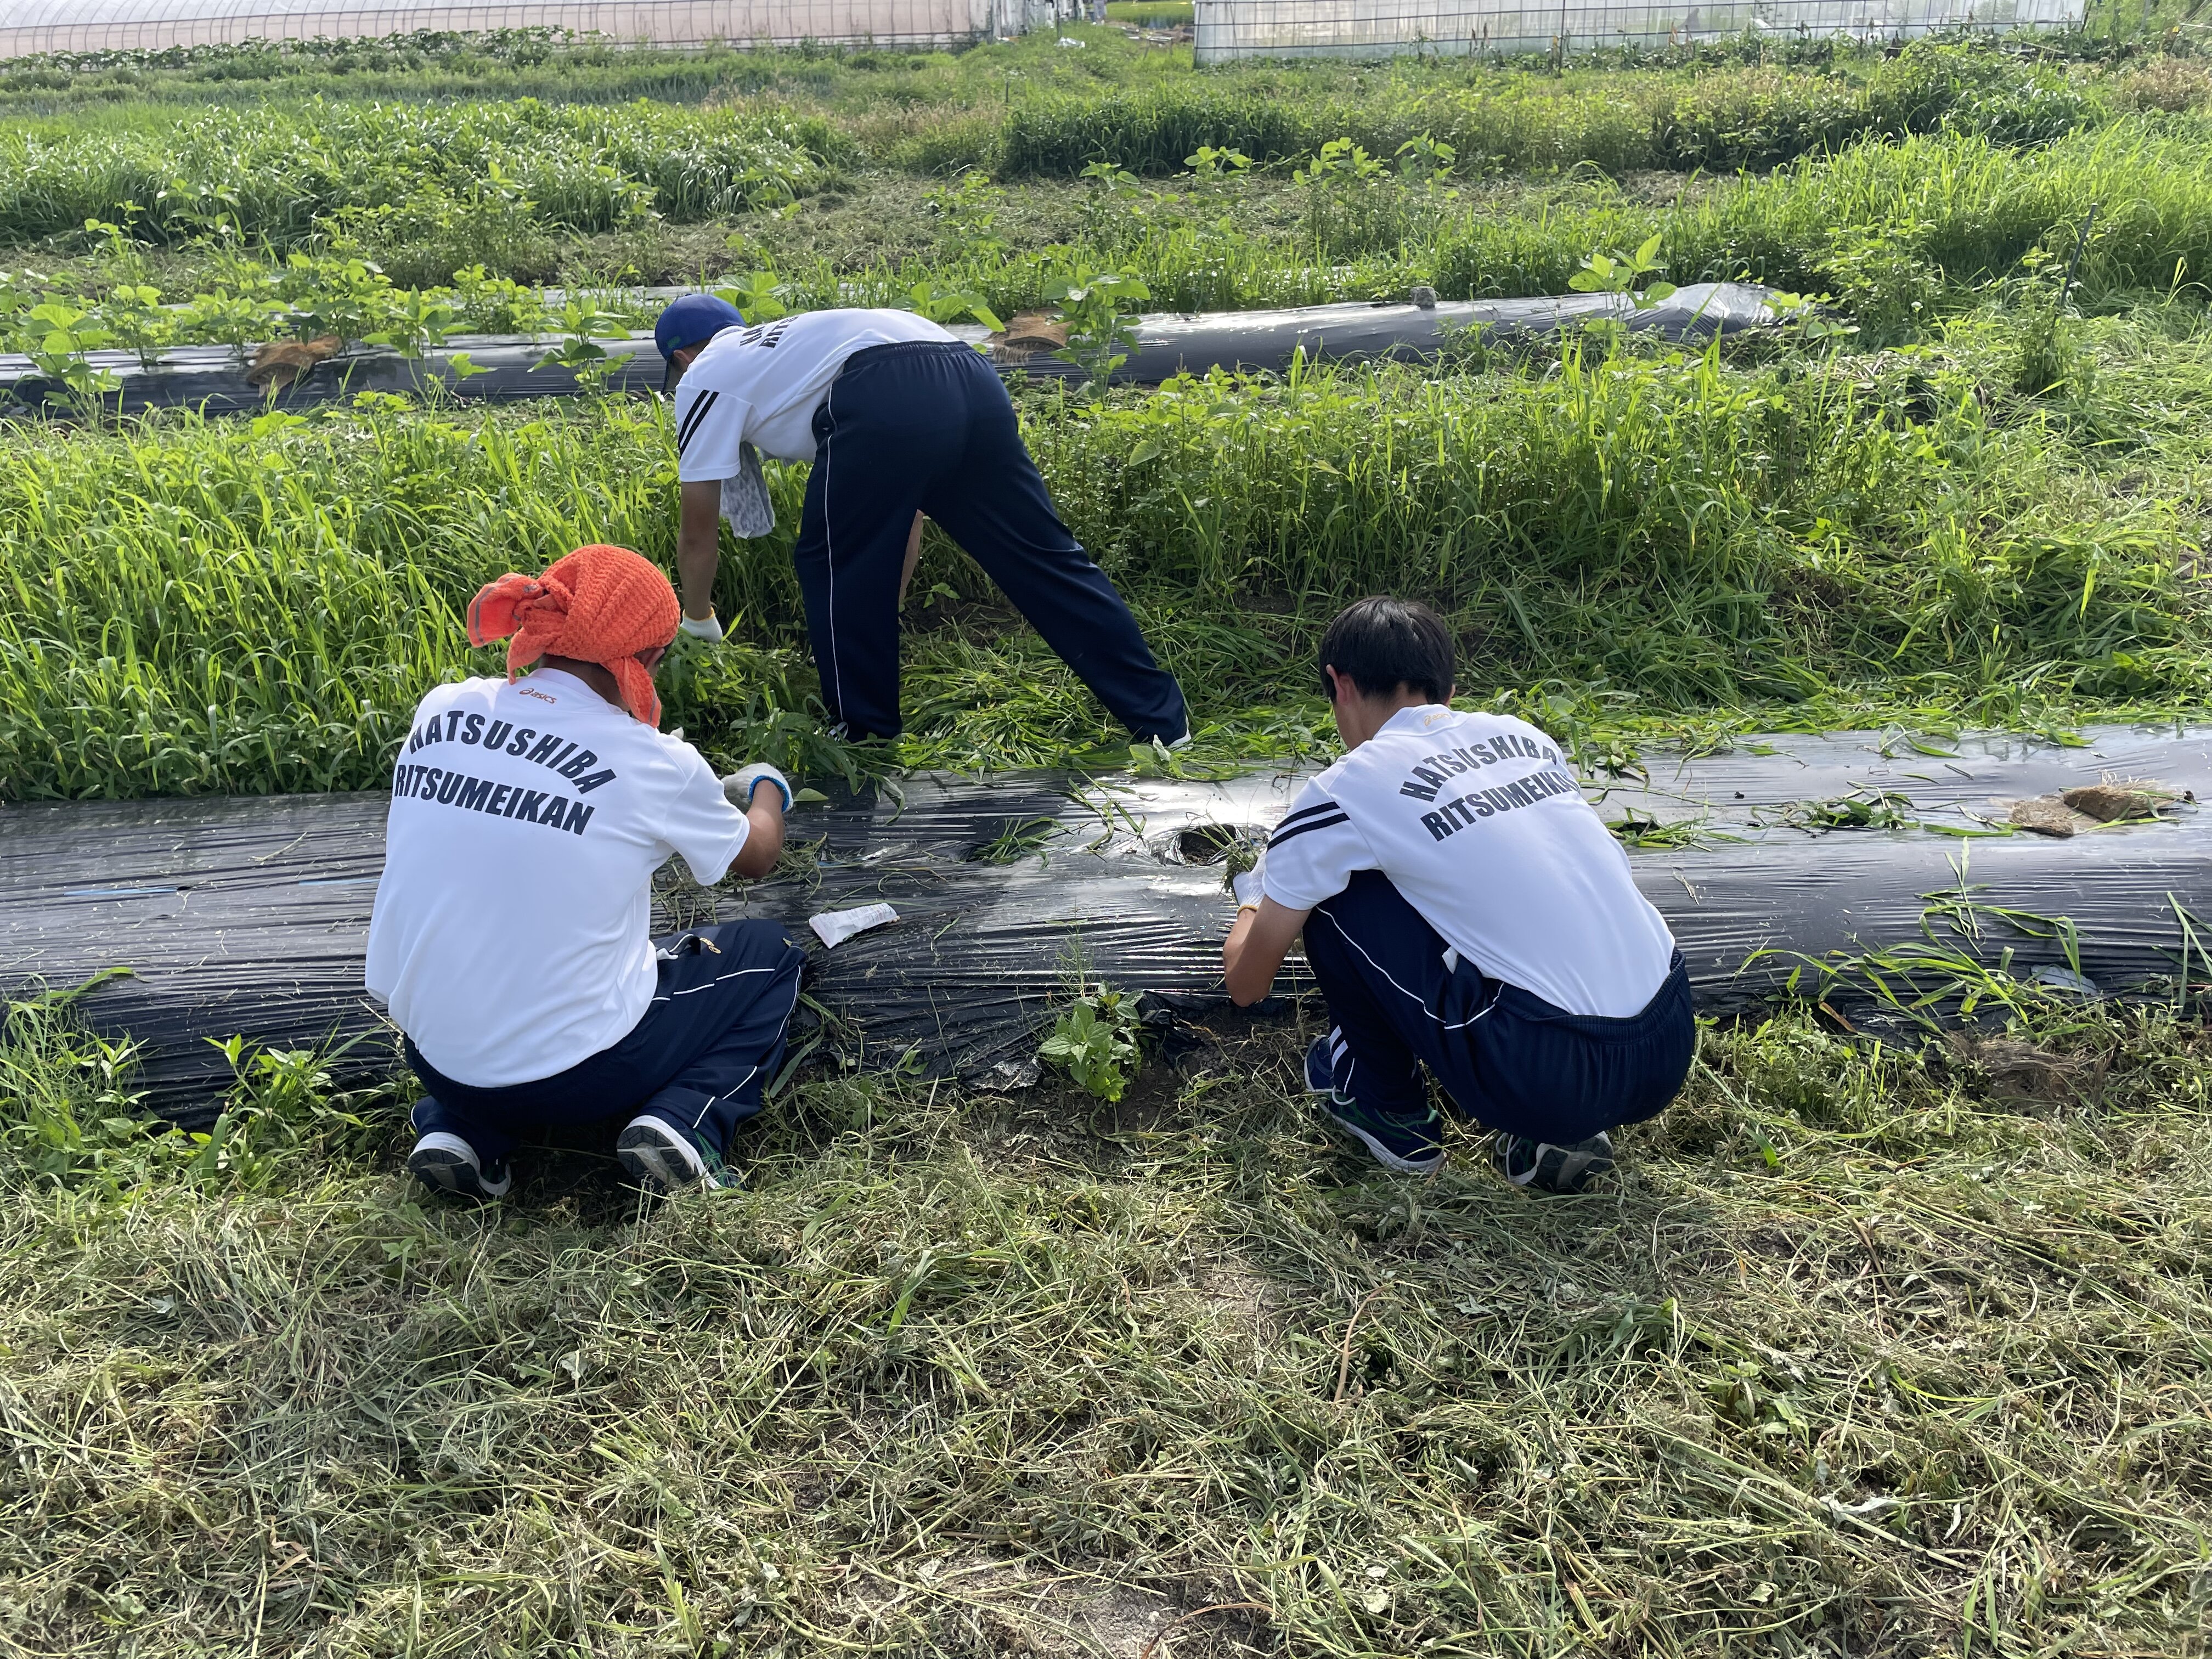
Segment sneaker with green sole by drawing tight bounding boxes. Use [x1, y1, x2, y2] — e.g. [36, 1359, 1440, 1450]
[1495, 1131, 1614, 1194]
[617, 1115, 732, 1193]
[1306, 1039, 1444, 1174]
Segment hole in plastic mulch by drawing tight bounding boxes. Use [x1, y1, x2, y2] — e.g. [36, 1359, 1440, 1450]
[1155, 823, 1263, 865]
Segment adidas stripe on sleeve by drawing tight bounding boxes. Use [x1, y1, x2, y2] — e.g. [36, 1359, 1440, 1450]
[1261, 775, 1375, 912]
[674, 382, 752, 484]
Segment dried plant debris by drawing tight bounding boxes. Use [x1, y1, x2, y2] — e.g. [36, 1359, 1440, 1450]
[2008, 795, 2097, 838]
[245, 336, 342, 390]
[2011, 777, 2192, 836]
[1946, 1032, 2103, 1102]
[988, 312, 1071, 360]
[2061, 778, 2190, 822]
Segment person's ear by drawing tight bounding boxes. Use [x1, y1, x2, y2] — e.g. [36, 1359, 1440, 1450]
[1322, 664, 1342, 703]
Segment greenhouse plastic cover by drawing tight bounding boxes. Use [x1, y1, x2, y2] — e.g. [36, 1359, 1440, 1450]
[1191, 0, 2083, 63]
[4, 727, 2209, 1125]
[0, 285, 1782, 416]
[0, 0, 1011, 58]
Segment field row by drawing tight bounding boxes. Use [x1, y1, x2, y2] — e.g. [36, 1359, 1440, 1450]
[5, 310, 2205, 800]
[3, 40, 2206, 256]
[7, 118, 2211, 385]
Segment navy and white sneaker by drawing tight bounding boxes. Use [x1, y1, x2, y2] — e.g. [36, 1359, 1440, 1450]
[407, 1130, 513, 1201]
[1495, 1131, 1615, 1194]
[617, 1115, 729, 1193]
[1304, 1032, 1346, 1098]
[1307, 1034, 1444, 1175]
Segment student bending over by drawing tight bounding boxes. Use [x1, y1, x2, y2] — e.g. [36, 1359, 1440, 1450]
[1222, 597, 1694, 1191]
[366, 542, 804, 1200]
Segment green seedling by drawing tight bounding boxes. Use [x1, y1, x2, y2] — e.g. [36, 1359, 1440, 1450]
[95, 284, 170, 370]
[905, 277, 1002, 332]
[1294, 137, 1387, 185]
[1037, 985, 1143, 1103]
[14, 301, 121, 412]
[1568, 234, 1677, 314]
[713, 270, 793, 324]
[1041, 262, 1149, 390]
[1395, 133, 1457, 183]
[365, 289, 461, 360]
[1184, 145, 1252, 179]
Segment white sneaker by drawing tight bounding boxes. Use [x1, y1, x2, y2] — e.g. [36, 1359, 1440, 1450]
[617, 1116, 727, 1193]
[407, 1131, 514, 1201]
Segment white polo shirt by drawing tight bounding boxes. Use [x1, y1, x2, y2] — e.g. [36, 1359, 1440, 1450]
[1262, 705, 1675, 1017]
[364, 668, 751, 1088]
[673, 307, 956, 476]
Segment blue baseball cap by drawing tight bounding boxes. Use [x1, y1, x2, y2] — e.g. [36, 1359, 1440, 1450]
[654, 294, 745, 393]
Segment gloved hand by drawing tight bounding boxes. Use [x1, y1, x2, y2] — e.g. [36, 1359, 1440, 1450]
[723, 763, 792, 813]
[678, 608, 724, 644]
[1231, 853, 1266, 909]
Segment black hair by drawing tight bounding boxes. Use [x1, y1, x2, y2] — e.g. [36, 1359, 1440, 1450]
[1318, 596, 1455, 706]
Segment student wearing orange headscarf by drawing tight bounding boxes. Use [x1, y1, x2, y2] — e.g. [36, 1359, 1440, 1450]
[365, 543, 804, 1199]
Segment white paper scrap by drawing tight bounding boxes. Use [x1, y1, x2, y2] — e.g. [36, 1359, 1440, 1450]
[810, 902, 899, 949]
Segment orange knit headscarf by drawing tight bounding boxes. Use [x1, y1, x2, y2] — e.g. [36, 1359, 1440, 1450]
[466, 544, 681, 727]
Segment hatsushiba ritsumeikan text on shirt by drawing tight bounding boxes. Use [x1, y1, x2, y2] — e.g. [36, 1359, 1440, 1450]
[1394, 731, 1578, 843]
[391, 707, 617, 837]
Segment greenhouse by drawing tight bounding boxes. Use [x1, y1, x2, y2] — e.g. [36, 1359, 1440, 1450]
[1192, 0, 2086, 60]
[0, 0, 1022, 55]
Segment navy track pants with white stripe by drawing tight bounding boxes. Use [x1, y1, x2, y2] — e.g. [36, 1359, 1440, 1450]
[1305, 871, 1694, 1146]
[794, 338, 1187, 742]
[406, 921, 804, 1161]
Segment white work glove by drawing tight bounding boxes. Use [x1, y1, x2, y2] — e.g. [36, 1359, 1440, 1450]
[723, 763, 792, 813]
[678, 609, 724, 644]
[1231, 853, 1266, 909]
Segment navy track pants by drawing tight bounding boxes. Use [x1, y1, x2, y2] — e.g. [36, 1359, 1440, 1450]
[407, 921, 804, 1161]
[1304, 871, 1694, 1146]
[794, 338, 1187, 743]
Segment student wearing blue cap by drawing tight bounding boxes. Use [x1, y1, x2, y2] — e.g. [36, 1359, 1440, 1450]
[652, 294, 1188, 745]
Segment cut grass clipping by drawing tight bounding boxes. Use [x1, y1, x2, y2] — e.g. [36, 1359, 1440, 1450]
[3, 979, 2209, 1652]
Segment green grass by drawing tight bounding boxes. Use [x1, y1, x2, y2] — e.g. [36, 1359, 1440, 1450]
[4, 975, 2210, 1654]
[1105, 1, 1194, 24]
[8, 32, 2212, 1657]
[14, 106, 2212, 363]
[0, 98, 843, 249]
[4, 299, 2209, 799]
[1, 37, 2202, 259]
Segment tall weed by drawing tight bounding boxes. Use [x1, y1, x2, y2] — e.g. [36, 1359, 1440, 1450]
[2, 326, 2202, 799]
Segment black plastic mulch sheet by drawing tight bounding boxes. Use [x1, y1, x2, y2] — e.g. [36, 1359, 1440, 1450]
[0, 284, 1778, 416]
[4, 725, 2209, 1126]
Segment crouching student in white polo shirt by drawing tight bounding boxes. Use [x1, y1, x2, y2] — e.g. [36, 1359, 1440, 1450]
[1222, 597, 1693, 1190]
[366, 542, 807, 1201]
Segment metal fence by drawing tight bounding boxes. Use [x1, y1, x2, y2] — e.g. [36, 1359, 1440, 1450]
[0, 0, 1079, 57]
[1193, 0, 2085, 61]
